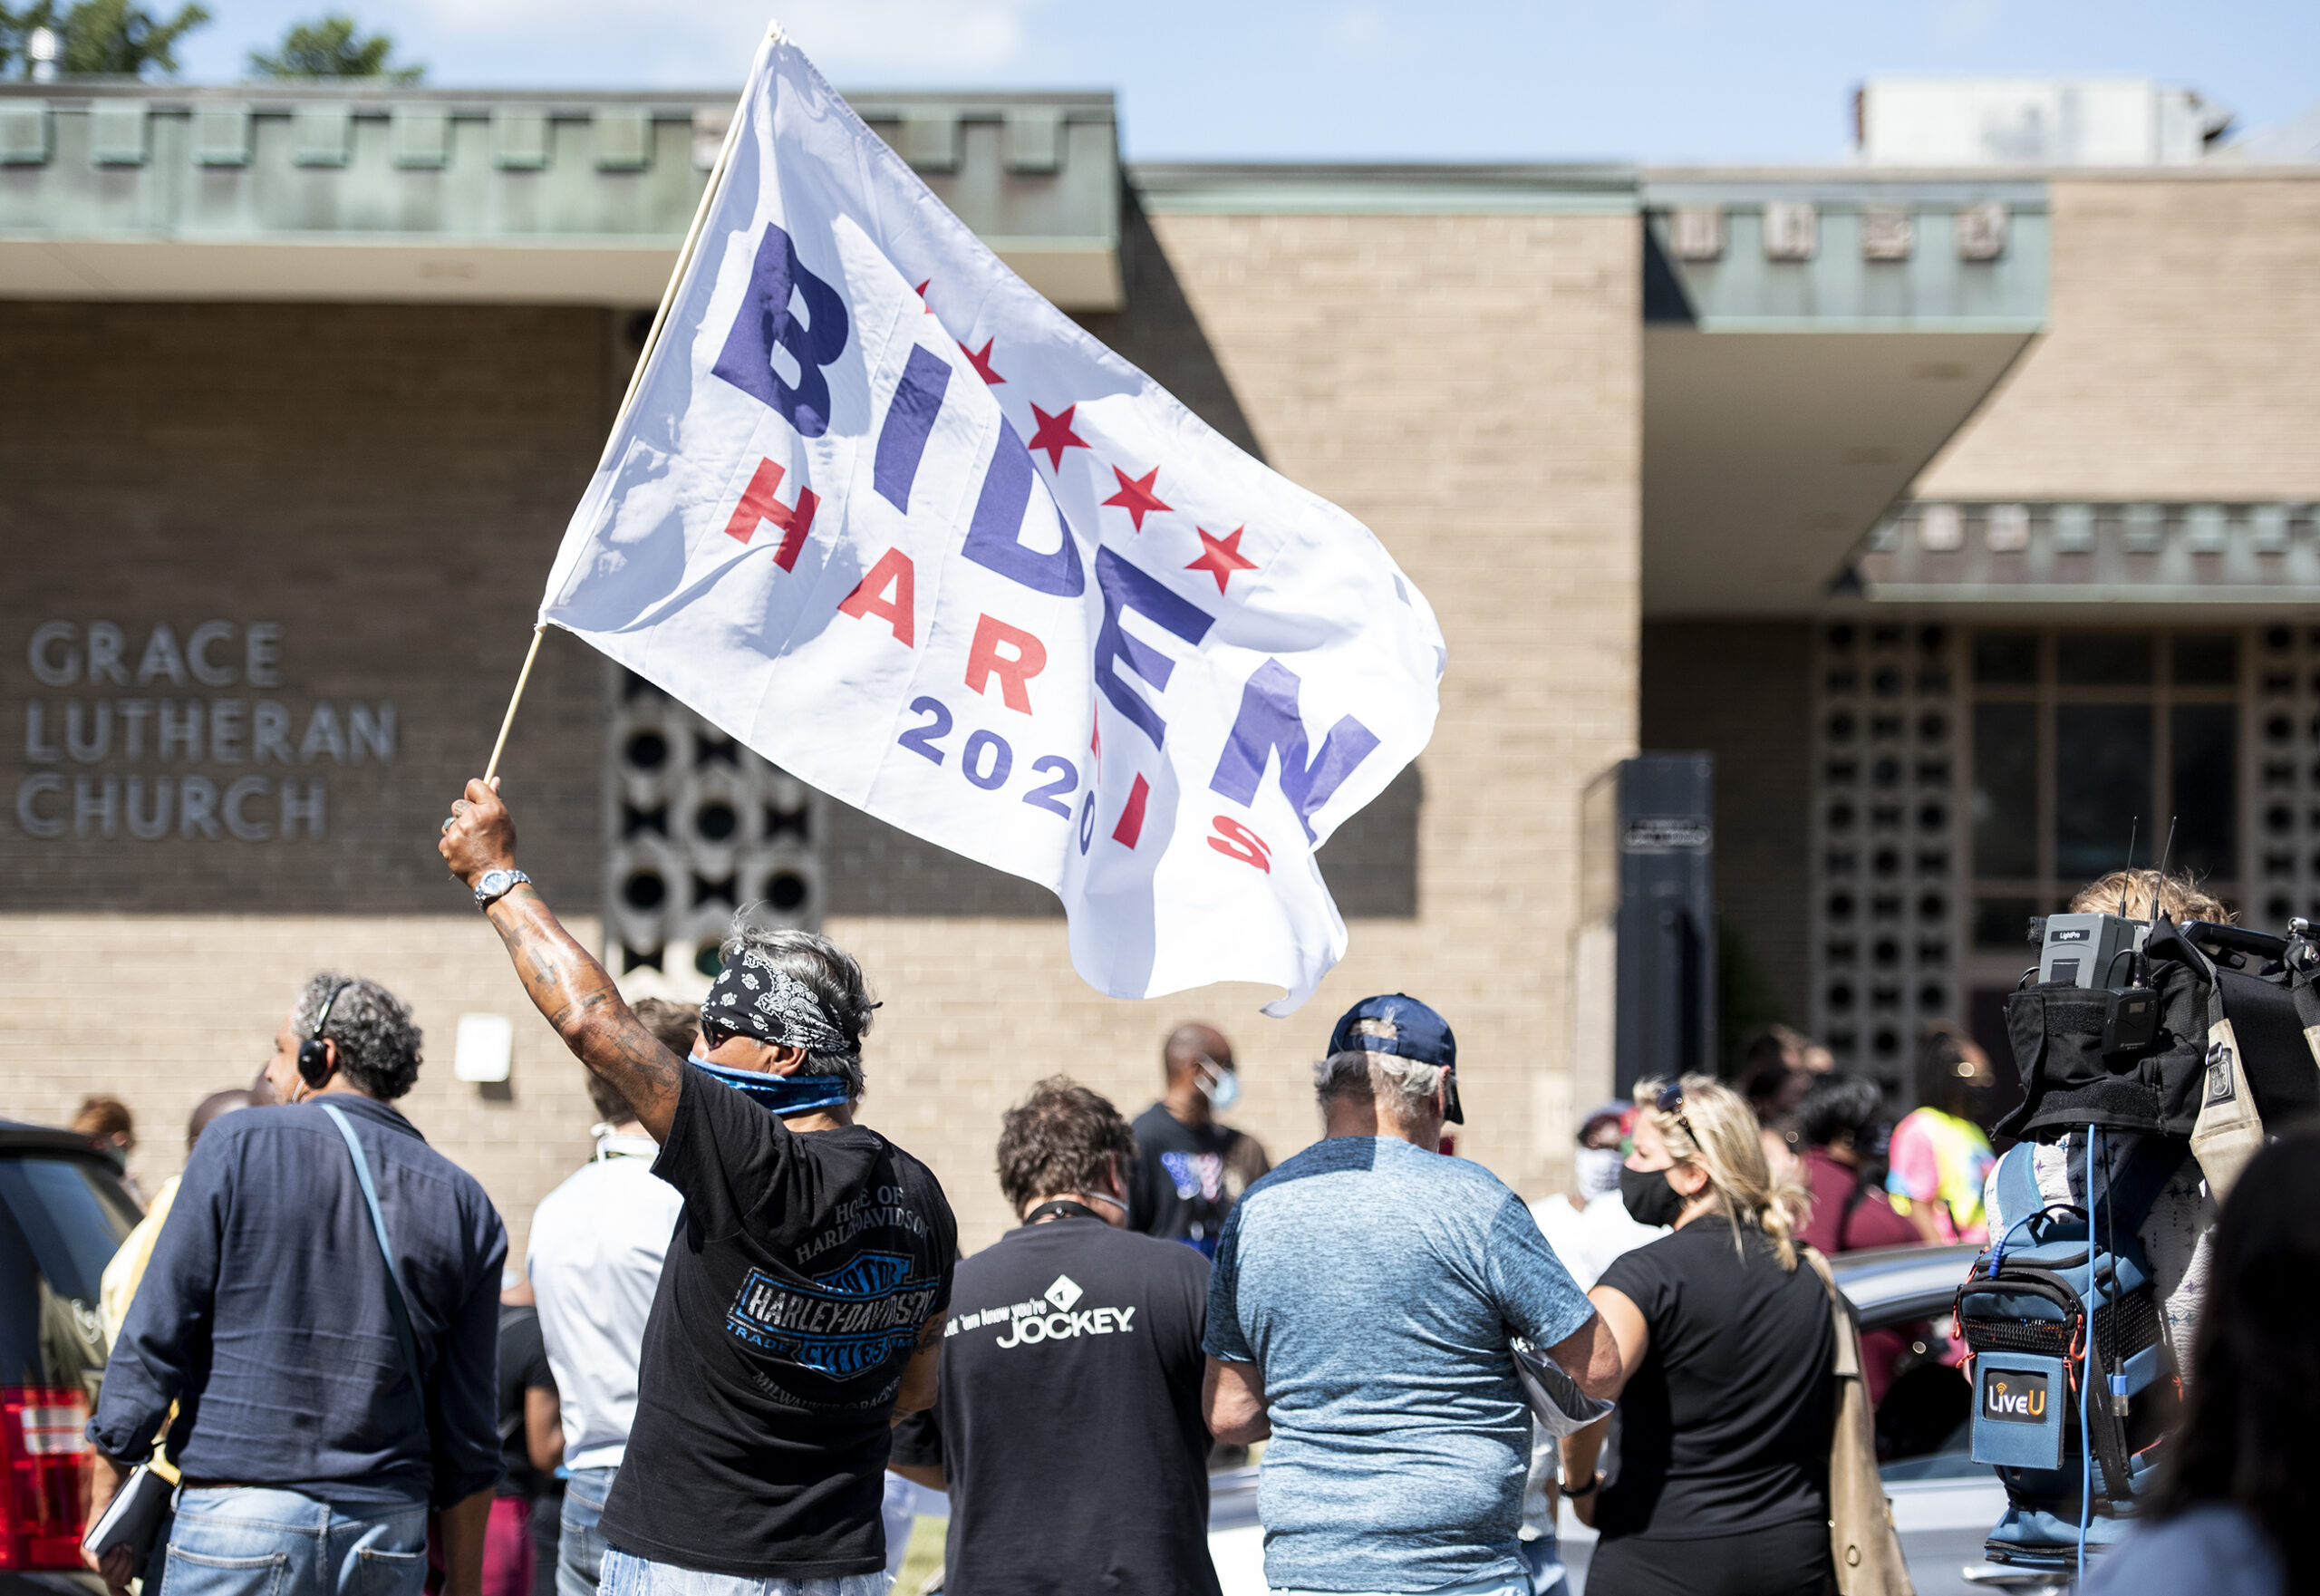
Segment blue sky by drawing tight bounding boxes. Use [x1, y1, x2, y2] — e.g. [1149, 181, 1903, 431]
[172, 1, 2318, 164]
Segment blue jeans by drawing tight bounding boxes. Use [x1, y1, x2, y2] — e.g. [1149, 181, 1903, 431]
[1519, 1533, 1571, 1596]
[598, 1547, 888, 1596]
[558, 1470, 618, 1596]
[159, 1487, 428, 1596]
[1270, 1580, 1532, 1596]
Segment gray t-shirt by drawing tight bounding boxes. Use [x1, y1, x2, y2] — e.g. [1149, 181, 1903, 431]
[1204, 1136, 1596, 1592]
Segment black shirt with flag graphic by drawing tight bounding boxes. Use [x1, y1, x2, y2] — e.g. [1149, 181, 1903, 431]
[599, 1063, 956, 1579]
[1126, 1103, 1262, 1257]
[889, 1216, 1219, 1596]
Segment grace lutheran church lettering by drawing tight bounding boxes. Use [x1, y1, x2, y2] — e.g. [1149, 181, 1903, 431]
[14, 620, 396, 845]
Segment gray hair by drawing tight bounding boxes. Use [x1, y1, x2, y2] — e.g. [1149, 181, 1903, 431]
[1313, 1049, 1445, 1120]
[718, 915, 875, 1100]
[295, 973, 422, 1100]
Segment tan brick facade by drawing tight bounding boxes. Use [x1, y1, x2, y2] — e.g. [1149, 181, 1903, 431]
[1919, 175, 2320, 500]
[0, 210, 1641, 1258]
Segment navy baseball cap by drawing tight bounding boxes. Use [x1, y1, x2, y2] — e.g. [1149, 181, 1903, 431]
[1327, 993, 1462, 1123]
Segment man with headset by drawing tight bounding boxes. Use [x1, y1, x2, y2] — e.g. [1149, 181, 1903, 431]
[87, 974, 507, 1596]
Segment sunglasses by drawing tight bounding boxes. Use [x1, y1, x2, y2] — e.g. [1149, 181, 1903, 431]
[1655, 1080, 1698, 1148]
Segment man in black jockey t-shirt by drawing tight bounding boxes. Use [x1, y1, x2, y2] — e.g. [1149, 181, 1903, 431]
[1126, 1022, 1271, 1257]
[441, 779, 957, 1595]
[891, 1078, 1218, 1596]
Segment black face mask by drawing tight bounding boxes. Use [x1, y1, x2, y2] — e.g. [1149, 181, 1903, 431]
[1619, 1164, 1688, 1229]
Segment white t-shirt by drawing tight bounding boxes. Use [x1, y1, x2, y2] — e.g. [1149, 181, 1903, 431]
[1529, 1188, 1667, 1293]
[525, 1132, 685, 1470]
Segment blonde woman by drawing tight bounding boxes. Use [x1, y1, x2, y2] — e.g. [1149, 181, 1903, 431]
[1560, 1077, 1838, 1596]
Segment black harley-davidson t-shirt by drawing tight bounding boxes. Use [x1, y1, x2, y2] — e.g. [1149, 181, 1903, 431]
[598, 1064, 956, 1578]
[887, 1216, 1219, 1596]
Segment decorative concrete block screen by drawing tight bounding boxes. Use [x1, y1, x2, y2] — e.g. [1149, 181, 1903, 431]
[603, 667, 823, 997]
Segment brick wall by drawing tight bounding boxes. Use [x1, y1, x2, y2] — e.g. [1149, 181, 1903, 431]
[0, 303, 610, 910]
[0, 302, 617, 1262]
[1919, 175, 2320, 499]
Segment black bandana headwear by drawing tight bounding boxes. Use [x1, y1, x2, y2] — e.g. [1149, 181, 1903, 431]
[701, 951, 853, 1057]
[693, 951, 856, 1117]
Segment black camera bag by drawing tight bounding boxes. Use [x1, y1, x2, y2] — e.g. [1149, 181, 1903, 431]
[1997, 918, 2317, 1145]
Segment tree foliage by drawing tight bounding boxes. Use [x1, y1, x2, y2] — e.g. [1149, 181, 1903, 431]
[248, 14, 420, 82]
[0, 0, 211, 78]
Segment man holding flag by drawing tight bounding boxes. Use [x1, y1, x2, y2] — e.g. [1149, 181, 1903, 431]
[446, 14, 1450, 1579]
[442, 780, 954, 1596]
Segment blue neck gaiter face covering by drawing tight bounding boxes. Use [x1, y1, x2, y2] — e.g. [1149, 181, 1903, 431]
[687, 1052, 851, 1117]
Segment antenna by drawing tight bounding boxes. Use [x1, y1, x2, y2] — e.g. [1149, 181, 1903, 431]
[2149, 816, 2180, 929]
[2117, 817, 2139, 916]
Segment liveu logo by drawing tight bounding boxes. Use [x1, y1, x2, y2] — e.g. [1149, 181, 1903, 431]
[1983, 1371, 2049, 1423]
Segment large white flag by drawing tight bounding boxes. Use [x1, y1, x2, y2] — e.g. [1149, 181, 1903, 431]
[541, 25, 1445, 1014]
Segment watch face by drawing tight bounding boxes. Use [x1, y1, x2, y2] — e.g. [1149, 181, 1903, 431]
[478, 870, 512, 895]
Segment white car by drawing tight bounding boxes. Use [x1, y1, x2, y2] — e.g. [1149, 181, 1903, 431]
[1207, 1243, 2027, 1596]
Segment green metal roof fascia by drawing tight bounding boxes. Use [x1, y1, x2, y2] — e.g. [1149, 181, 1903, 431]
[1647, 203, 2048, 333]
[1642, 176, 2047, 209]
[0, 82, 1116, 112]
[0, 98, 1121, 256]
[1130, 161, 1638, 216]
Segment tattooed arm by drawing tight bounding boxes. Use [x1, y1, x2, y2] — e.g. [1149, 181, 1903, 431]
[891, 1314, 943, 1422]
[439, 778, 684, 1142]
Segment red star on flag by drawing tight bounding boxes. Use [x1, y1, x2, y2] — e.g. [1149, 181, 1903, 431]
[1185, 526, 1258, 594]
[913, 279, 933, 313]
[1102, 465, 1171, 532]
[1026, 402, 1090, 471]
[960, 338, 1004, 385]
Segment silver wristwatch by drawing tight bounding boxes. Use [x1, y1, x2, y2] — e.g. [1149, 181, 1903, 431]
[473, 868, 531, 909]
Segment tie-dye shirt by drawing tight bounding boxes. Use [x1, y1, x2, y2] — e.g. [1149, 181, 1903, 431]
[1885, 1107, 1996, 1243]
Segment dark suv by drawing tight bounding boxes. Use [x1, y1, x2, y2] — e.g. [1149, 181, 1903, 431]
[0, 1125, 141, 1589]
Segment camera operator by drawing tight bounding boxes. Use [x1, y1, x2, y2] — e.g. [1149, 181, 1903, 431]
[2081, 1127, 2318, 1596]
[889, 1078, 1218, 1596]
[1985, 867, 2226, 1375]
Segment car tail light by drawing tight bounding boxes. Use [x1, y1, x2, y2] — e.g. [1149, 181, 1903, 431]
[0, 1387, 92, 1570]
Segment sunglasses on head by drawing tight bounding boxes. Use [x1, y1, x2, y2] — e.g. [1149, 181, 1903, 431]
[1655, 1080, 1698, 1147]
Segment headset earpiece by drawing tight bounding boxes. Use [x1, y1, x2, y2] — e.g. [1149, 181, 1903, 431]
[299, 982, 353, 1090]
[297, 1035, 334, 1088]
